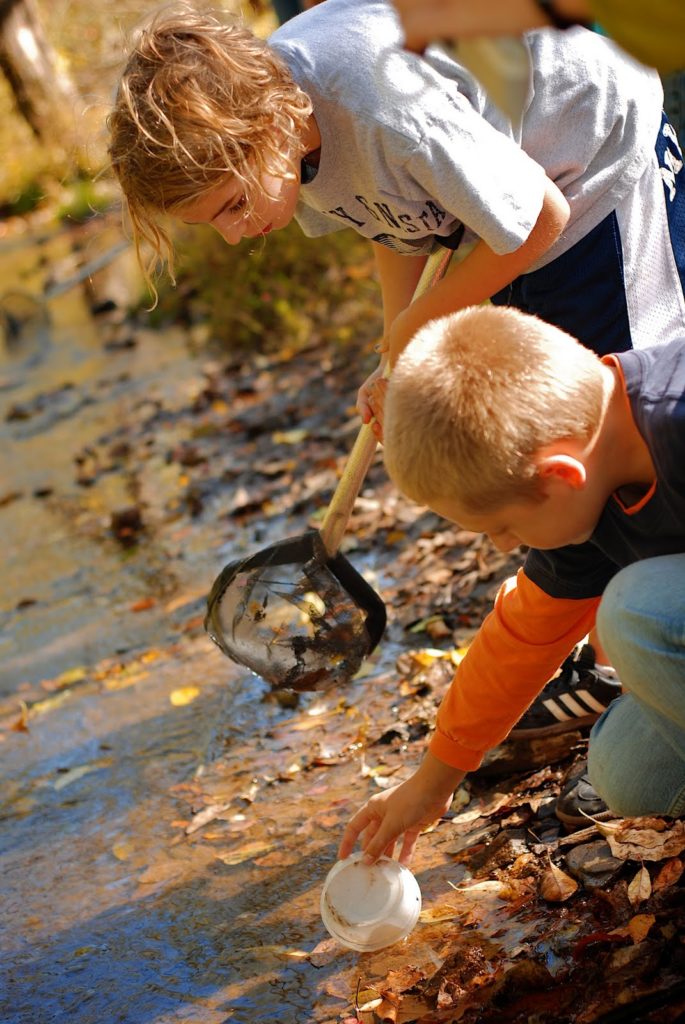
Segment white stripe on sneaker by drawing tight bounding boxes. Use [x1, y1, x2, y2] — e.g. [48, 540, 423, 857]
[542, 699, 573, 722]
[558, 693, 594, 717]
[576, 689, 609, 714]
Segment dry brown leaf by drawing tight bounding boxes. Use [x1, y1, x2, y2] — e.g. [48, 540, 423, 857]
[11, 700, 29, 732]
[627, 865, 652, 906]
[653, 856, 684, 891]
[539, 860, 578, 902]
[610, 913, 655, 944]
[376, 990, 400, 1023]
[595, 817, 685, 862]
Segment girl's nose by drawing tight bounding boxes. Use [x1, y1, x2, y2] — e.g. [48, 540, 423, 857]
[212, 222, 243, 246]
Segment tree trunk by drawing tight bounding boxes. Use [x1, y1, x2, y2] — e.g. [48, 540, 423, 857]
[0, 0, 89, 171]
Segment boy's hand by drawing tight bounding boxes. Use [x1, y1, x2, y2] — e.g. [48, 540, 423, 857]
[357, 360, 389, 441]
[339, 753, 465, 866]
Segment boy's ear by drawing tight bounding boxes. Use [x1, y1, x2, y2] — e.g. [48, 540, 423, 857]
[536, 453, 587, 490]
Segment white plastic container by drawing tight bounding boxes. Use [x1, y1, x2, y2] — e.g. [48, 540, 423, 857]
[320, 854, 422, 952]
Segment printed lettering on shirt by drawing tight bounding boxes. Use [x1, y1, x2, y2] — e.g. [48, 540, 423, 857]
[418, 201, 448, 232]
[327, 206, 365, 228]
[326, 196, 449, 236]
[660, 123, 684, 202]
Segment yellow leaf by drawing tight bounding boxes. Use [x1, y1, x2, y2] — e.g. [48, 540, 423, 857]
[271, 428, 308, 444]
[216, 840, 275, 866]
[170, 686, 200, 706]
[104, 670, 150, 692]
[419, 904, 459, 924]
[55, 666, 87, 688]
[449, 647, 469, 667]
[112, 840, 135, 861]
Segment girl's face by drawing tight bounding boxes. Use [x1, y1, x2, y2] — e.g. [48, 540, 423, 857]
[178, 170, 301, 245]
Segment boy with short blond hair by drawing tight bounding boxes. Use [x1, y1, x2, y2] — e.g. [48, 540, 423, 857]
[340, 306, 685, 863]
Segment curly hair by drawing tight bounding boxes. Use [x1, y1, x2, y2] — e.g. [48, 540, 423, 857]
[107, 3, 312, 285]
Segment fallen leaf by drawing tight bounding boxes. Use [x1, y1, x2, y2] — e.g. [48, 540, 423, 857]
[595, 817, 685, 862]
[185, 802, 232, 834]
[170, 685, 200, 706]
[627, 864, 652, 905]
[54, 760, 109, 790]
[540, 860, 578, 902]
[112, 840, 135, 861]
[610, 913, 655, 944]
[54, 666, 88, 688]
[11, 700, 29, 732]
[419, 904, 459, 924]
[215, 839, 274, 866]
[242, 943, 311, 962]
[271, 428, 308, 444]
[653, 857, 684, 891]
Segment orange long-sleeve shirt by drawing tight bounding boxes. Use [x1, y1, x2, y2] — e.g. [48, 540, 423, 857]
[428, 570, 600, 771]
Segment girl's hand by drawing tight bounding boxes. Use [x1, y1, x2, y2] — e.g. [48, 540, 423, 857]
[356, 357, 389, 441]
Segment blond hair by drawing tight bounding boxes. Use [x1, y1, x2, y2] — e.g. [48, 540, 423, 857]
[383, 305, 605, 512]
[107, 3, 312, 283]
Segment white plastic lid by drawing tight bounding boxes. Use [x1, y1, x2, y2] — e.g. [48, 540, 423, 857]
[320, 854, 422, 951]
[324, 858, 402, 926]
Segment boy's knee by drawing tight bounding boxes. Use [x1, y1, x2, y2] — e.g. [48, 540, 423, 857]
[596, 559, 675, 683]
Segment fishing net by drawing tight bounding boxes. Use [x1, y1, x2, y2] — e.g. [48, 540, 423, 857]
[205, 531, 386, 692]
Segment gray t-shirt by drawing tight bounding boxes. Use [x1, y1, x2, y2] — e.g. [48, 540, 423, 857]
[270, 0, 663, 265]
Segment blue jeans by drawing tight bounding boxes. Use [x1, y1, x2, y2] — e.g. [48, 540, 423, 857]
[588, 554, 685, 817]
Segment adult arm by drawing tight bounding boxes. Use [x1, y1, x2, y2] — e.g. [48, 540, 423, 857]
[395, 0, 685, 75]
[395, 0, 592, 53]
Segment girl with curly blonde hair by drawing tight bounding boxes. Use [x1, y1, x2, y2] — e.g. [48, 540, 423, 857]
[108, 2, 315, 284]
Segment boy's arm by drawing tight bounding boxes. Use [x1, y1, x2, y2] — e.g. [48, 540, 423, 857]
[386, 176, 569, 366]
[430, 569, 600, 768]
[339, 570, 599, 863]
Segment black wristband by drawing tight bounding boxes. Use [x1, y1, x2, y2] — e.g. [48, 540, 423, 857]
[534, 0, 586, 30]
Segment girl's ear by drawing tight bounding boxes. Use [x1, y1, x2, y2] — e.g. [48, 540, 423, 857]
[536, 453, 587, 490]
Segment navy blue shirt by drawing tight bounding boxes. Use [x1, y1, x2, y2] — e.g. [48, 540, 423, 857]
[525, 339, 685, 599]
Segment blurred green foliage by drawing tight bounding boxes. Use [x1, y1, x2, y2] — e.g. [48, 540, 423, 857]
[150, 221, 383, 355]
[56, 177, 116, 224]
